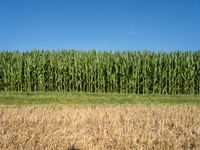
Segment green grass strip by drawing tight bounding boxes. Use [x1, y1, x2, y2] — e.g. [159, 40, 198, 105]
[0, 92, 200, 106]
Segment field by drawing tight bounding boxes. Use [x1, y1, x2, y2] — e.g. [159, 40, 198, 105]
[0, 93, 200, 149]
[0, 50, 200, 149]
[1, 50, 200, 94]
[1, 105, 200, 150]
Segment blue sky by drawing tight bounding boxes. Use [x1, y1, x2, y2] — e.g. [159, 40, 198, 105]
[0, 0, 200, 51]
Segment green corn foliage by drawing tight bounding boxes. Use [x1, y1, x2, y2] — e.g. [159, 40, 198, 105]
[0, 50, 200, 94]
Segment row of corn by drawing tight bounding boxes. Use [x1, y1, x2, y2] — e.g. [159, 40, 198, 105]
[0, 50, 200, 94]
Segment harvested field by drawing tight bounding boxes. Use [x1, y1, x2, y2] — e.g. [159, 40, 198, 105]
[0, 105, 200, 150]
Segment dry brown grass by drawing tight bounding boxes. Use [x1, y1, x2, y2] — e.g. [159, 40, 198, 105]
[0, 105, 200, 150]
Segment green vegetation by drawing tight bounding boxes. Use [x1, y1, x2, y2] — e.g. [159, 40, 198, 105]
[0, 92, 200, 105]
[0, 50, 200, 94]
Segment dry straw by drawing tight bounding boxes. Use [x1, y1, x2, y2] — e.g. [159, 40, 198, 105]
[1, 105, 200, 149]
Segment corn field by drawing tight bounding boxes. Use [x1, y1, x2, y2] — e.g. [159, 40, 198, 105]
[0, 50, 200, 94]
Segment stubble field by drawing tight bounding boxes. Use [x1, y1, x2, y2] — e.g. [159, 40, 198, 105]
[1, 105, 200, 150]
